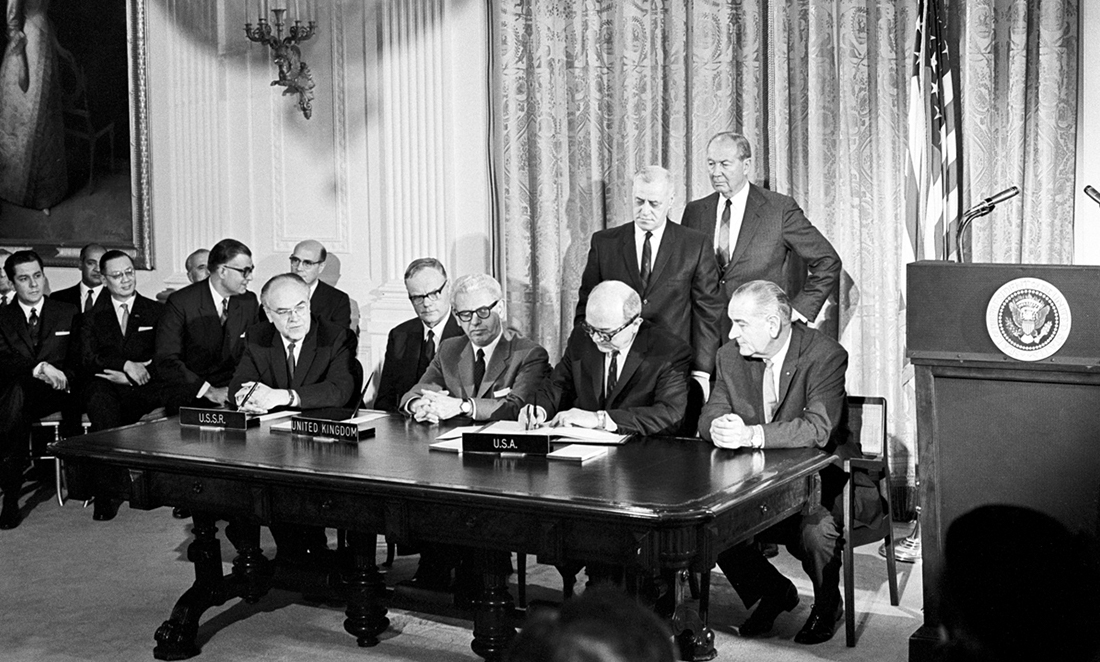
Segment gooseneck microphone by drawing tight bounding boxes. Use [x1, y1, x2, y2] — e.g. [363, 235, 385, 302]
[1085, 185, 1100, 206]
[956, 186, 1020, 263]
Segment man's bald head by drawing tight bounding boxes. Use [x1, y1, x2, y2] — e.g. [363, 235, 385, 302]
[185, 248, 210, 283]
[586, 280, 642, 330]
[290, 240, 327, 285]
[261, 273, 312, 341]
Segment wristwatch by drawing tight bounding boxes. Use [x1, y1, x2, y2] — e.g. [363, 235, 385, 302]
[596, 410, 607, 430]
[460, 399, 473, 416]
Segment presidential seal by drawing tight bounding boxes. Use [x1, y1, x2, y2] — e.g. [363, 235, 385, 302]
[985, 277, 1071, 362]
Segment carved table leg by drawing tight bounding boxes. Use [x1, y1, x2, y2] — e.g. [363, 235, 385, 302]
[672, 567, 716, 662]
[225, 520, 272, 604]
[471, 552, 515, 661]
[153, 515, 228, 660]
[341, 530, 389, 647]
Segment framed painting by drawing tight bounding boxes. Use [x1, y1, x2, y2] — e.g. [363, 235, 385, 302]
[0, 0, 152, 269]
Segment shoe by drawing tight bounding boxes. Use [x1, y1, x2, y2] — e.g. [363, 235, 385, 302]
[758, 541, 780, 558]
[93, 498, 121, 522]
[739, 580, 799, 637]
[793, 600, 844, 645]
[172, 507, 191, 519]
[0, 498, 21, 530]
[399, 573, 453, 593]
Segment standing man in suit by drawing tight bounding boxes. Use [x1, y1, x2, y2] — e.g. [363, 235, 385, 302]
[185, 248, 210, 284]
[699, 280, 858, 645]
[576, 166, 723, 406]
[50, 243, 108, 313]
[521, 280, 691, 437]
[288, 240, 352, 331]
[0, 251, 79, 530]
[0, 249, 13, 307]
[228, 273, 357, 564]
[375, 257, 462, 411]
[156, 238, 261, 411]
[682, 133, 840, 337]
[401, 273, 551, 423]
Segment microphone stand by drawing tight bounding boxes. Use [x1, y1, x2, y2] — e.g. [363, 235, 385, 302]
[954, 205, 994, 263]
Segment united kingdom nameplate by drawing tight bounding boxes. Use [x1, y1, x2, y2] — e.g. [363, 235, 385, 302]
[985, 277, 1071, 362]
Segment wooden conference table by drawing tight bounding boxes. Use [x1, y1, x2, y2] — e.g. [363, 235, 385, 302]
[52, 413, 834, 661]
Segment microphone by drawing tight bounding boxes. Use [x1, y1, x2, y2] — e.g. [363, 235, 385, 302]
[1086, 185, 1100, 206]
[963, 186, 1019, 215]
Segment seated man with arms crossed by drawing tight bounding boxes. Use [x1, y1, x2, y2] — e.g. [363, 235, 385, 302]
[699, 280, 863, 645]
[0, 251, 79, 530]
[400, 273, 551, 602]
[229, 273, 358, 564]
[520, 280, 691, 436]
[80, 250, 170, 521]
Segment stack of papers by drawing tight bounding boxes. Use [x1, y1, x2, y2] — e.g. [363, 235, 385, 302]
[435, 420, 631, 445]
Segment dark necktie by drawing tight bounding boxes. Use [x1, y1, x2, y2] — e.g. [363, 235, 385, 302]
[220, 298, 229, 325]
[119, 303, 129, 337]
[28, 308, 39, 346]
[418, 329, 435, 375]
[605, 350, 620, 406]
[84, 289, 94, 314]
[472, 348, 486, 394]
[286, 341, 297, 384]
[640, 231, 653, 287]
[717, 198, 732, 269]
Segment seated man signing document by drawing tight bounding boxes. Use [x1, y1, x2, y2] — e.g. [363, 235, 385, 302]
[520, 280, 691, 436]
[400, 273, 550, 423]
[230, 273, 357, 414]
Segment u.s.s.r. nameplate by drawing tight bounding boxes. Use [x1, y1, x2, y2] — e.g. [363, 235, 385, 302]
[179, 407, 258, 430]
[289, 416, 376, 442]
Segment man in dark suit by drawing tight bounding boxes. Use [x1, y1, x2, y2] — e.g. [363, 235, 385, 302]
[0, 251, 79, 530]
[185, 248, 210, 284]
[49, 243, 109, 313]
[576, 166, 723, 404]
[156, 238, 261, 410]
[289, 240, 352, 331]
[400, 273, 551, 599]
[0, 249, 13, 307]
[375, 257, 462, 411]
[682, 133, 840, 337]
[699, 280, 859, 645]
[228, 273, 358, 564]
[521, 280, 691, 437]
[401, 273, 550, 423]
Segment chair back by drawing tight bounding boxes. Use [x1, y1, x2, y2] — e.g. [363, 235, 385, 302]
[846, 395, 887, 462]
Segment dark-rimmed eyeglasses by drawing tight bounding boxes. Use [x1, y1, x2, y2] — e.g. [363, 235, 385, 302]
[223, 265, 254, 278]
[289, 256, 323, 269]
[582, 314, 639, 343]
[409, 280, 447, 305]
[266, 301, 309, 320]
[455, 300, 499, 323]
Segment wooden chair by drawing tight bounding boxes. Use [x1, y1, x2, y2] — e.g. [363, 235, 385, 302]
[842, 395, 900, 647]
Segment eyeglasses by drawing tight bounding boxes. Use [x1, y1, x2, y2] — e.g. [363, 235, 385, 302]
[266, 301, 309, 320]
[289, 256, 323, 269]
[223, 265, 254, 278]
[582, 314, 639, 343]
[409, 280, 447, 305]
[104, 268, 135, 281]
[454, 300, 499, 322]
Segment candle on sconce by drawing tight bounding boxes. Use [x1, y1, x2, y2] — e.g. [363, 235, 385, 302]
[294, 0, 300, 19]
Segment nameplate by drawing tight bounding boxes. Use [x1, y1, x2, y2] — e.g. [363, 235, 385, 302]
[179, 407, 257, 430]
[290, 416, 376, 442]
[462, 430, 550, 455]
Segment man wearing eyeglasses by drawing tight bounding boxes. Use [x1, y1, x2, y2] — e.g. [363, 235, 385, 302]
[521, 280, 691, 436]
[288, 240, 352, 331]
[374, 258, 463, 412]
[79, 250, 168, 521]
[156, 238, 261, 411]
[0, 251, 80, 530]
[400, 273, 551, 424]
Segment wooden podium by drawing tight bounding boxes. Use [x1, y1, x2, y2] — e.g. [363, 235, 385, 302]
[907, 262, 1100, 661]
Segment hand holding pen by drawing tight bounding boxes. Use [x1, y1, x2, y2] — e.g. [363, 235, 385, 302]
[518, 404, 547, 431]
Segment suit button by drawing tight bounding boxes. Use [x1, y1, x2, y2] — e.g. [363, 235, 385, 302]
[643, 299, 649, 306]
[720, 279, 727, 285]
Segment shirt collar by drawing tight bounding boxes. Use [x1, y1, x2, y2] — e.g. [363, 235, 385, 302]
[423, 313, 451, 339]
[308, 280, 319, 298]
[112, 294, 136, 314]
[765, 327, 794, 374]
[472, 328, 504, 366]
[724, 182, 751, 207]
[635, 220, 668, 245]
[18, 298, 41, 319]
[80, 283, 104, 301]
[208, 280, 228, 308]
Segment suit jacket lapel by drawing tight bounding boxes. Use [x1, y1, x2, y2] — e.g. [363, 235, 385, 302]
[293, 329, 318, 389]
[582, 339, 604, 405]
[728, 184, 765, 275]
[619, 227, 644, 292]
[645, 221, 675, 292]
[609, 327, 648, 405]
[12, 305, 34, 354]
[478, 333, 510, 397]
[774, 325, 804, 410]
[699, 192, 720, 238]
[457, 340, 475, 398]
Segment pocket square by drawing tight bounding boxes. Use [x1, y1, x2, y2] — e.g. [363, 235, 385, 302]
[239, 333, 246, 338]
[54, 330, 70, 336]
[492, 387, 512, 398]
[138, 326, 154, 332]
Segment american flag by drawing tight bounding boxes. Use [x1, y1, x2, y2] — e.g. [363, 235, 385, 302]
[905, 0, 960, 262]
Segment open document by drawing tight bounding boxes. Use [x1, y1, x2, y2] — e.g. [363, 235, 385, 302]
[435, 420, 631, 445]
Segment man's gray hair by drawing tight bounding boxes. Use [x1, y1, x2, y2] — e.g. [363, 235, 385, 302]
[451, 273, 502, 304]
[709, 132, 753, 160]
[731, 280, 791, 321]
[633, 165, 673, 195]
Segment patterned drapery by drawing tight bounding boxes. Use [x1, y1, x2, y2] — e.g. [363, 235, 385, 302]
[494, 0, 1077, 492]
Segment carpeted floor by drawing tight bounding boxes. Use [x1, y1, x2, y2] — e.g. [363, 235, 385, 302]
[0, 480, 924, 662]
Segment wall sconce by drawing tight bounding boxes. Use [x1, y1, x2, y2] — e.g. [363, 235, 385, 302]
[244, 3, 318, 119]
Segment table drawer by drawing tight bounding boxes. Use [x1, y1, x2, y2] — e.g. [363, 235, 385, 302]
[709, 481, 812, 548]
[404, 502, 539, 549]
[143, 472, 258, 517]
[270, 488, 386, 530]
